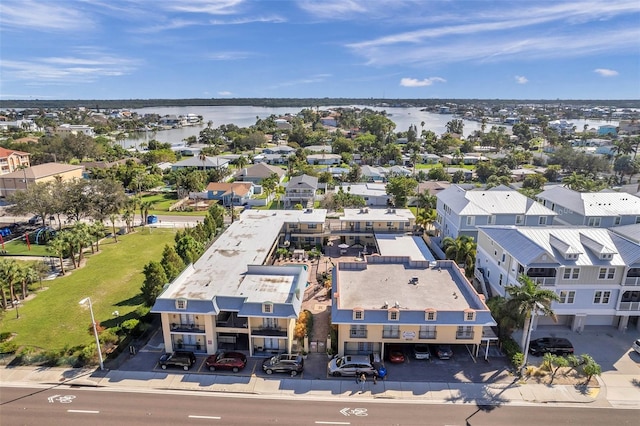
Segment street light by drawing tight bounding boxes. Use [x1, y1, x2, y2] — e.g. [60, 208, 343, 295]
[13, 299, 20, 319]
[79, 297, 104, 371]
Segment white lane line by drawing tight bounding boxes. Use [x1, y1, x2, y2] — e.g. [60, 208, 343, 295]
[67, 410, 100, 414]
[188, 415, 222, 420]
[315, 422, 350, 425]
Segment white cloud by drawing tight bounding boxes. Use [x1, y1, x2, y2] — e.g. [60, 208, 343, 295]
[218, 91, 233, 96]
[594, 68, 619, 77]
[163, 0, 244, 15]
[209, 15, 286, 25]
[515, 75, 529, 84]
[207, 51, 252, 60]
[0, 0, 91, 31]
[400, 77, 446, 87]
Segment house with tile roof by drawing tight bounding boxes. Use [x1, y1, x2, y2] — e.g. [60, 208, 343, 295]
[435, 185, 557, 240]
[537, 186, 640, 227]
[0, 163, 83, 197]
[0, 147, 30, 176]
[475, 226, 640, 333]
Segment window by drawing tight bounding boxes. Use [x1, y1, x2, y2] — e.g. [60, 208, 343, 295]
[593, 291, 611, 304]
[598, 268, 615, 280]
[499, 274, 503, 286]
[563, 268, 579, 280]
[456, 326, 474, 339]
[262, 303, 273, 313]
[636, 216, 640, 224]
[382, 325, 400, 338]
[539, 216, 547, 225]
[466, 216, 475, 226]
[175, 298, 187, 310]
[419, 325, 437, 339]
[388, 309, 399, 321]
[559, 290, 576, 304]
[587, 217, 601, 227]
[350, 325, 367, 338]
[501, 253, 506, 262]
[308, 223, 317, 229]
[464, 310, 476, 321]
[487, 215, 495, 225]
[614, 216, 621, 225]
[353, 309, 364, 320]
[515, 215, 524, 225]
[425, 310, 437, 321]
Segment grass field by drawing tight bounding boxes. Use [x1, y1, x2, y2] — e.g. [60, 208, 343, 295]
[141, 193, 213, 217]
[0, 228, 177, 351]
[2, 239, 51, 256]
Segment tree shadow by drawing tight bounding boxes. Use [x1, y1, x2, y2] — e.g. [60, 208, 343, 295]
[631, 378, 640, 388]
[115, 294, 144, 306]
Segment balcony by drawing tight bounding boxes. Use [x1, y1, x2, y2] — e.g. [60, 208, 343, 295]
[618, 302, 640, 311]
[349, 330, 368, 338]
[382, 331, 400, 339]
[624, 276, 640, 286]
[216, 312, 248, 329]
[529, 276, 556, 287]
[456, 331, 475, 340]
[170, 323, 205, 333]
[419, 331, 437, 339]
[252, 327, 287, 337]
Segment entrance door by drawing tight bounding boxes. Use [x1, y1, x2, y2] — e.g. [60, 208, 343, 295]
[264, 338, 279, 350]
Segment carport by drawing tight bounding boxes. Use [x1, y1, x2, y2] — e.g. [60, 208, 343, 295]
[473, 327, 499, 361]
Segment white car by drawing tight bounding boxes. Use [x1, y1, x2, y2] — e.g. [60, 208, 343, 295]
[632, 339, 640, 355]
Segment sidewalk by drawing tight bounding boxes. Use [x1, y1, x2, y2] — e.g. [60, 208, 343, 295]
[0, 361, 608, 408]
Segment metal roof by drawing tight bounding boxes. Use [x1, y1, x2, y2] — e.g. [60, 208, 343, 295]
[538, 186, 640, 216]
[438, 185, 557, 216]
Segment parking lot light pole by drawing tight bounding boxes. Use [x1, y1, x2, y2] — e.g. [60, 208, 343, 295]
[14, 299, 20, 319]
[79, 297, 104, 371]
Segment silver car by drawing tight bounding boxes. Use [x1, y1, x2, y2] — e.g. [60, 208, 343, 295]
[632, 338, 640, 355]
[327, 355, 376, 377]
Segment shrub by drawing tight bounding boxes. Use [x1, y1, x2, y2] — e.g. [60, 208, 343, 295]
[0, 341, 18, 354]
[294, 310, 313, 341]
[121, 319, 141, 335]
[0, 332, 12, 342]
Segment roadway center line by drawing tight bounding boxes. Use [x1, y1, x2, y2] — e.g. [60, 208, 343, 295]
[315, 422, 350, 425]
[188, 415, 222, 420]
[67, 410, 100, 414]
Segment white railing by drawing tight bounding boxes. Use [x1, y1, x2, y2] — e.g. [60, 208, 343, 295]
[624, 276, 640, 286]
[617, 302, 640, 311]
[530, 276, 556, 286]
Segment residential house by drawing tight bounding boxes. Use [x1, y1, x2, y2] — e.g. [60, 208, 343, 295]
[262, 146, 296, 156]
[597, 125, 617, 136]
[335, 208, 415, 249]
[50, 124, 95, 137]
[305, 145, 333, 153]
[0, 148, 30, 175]
[307, 153, 341, 166]
[332, 251, 496, 358]
[0, 163, 84, 197]
[284, 174, 318, 208]
[151, 209, 329, 356]
[475, 226, 640, 332]
[205, 182, 254, 206]
[171, 156, 230, 171]
[334, 183, 391, 207]
[234, 163, 285, 184]
[537, 186, 640, 227]
[360, 165, 387, 182]
[435, 185, 557, 240]
[387, 165, 412, 176]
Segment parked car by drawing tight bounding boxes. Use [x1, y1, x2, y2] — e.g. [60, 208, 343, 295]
[436, 345, 453, 360]
[158, 350, 196, 370]
[205, 351, 247, 372]
[631, 338, 640, 354]
[529, 337, 574, 356]
[412, 344, 431, 360]
[327, 354, 378, 377]
[387, 345, 406, 363]
[262, 354, 304, 375]
[28, 215, 42, 225]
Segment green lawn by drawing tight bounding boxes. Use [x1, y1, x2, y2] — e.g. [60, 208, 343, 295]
[140, 193, 209, 217]
[2, 239, 51, 256]
[0, 228, 177, 351]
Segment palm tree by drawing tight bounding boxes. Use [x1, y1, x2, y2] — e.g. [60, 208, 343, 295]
[0, 259, 22, 307]
[109, 213, 119, 242]
[199, 151, 207, 171]
[506, 275, 560, 353]
[47, 235, 67, 275]
[140, 201, 155, 225]
[416, 209, 437, 235]
[442, 235, 476, 277]
[21, 266, 39, 299]
[562, 172, 587, 191]
[415, 191, 436, 215]
[236, 155, 248, 170]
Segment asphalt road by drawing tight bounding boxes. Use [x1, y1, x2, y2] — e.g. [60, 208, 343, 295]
[0, 386, 636, 426]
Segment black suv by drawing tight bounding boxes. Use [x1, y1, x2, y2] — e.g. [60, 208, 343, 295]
[529, 337, 574, 356]
[262, 354, 304, 376]
[158, 350, 196, 370]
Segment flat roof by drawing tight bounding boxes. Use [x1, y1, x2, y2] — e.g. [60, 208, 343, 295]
[376, 234, 435, 261]
[337, 263, 476, 311]
[341, 208, 415, 222]
[160, 209, 326, 301]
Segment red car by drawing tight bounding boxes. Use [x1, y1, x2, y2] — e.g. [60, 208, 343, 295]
[205, 352, 247, 372]
[387, 345, 405, 363]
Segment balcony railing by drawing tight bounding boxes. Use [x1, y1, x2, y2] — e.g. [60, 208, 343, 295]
[618, 302, 640, 311]
[350, 330, 368, 338]
[529, 276, 556, 287]
[252, 327, 287, 337]
[170, 323, 205, 333]
[456, 331, 475, 340]
[382, 331, 400, 339]
[624, 276, 640, 286]
[419, 331, 437, 339]
[216, 313, 248, 328]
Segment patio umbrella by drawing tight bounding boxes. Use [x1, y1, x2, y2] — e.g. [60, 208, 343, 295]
[338, 243, 350, 249]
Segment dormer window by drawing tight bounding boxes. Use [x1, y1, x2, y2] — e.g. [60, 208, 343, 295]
[353, 309, 364, 320]
[601, 253, 613, 260]
[175, 298, 187, 310]
[425, 309, 437, 321]
[587, 217, 601, 227]
[464, 310, 476, 321]
[262, 302, 273, 314]
[388, 309, 399, 321]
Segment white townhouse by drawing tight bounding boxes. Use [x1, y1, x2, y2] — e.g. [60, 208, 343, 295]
[151, 209, 328, 356]
[334, 183, 391, 207]
[475, 226, 640, 333]
[435, 185, 557, 240]
[537, 186, 640, 228]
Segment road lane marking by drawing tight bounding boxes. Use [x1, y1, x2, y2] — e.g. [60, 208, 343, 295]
[188, 415, 222, 420]
[67, 410, 99, 414]
[315, 422, 350, 425]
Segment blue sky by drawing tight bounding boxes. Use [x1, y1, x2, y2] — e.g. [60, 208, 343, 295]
[1, 0, 639, 100]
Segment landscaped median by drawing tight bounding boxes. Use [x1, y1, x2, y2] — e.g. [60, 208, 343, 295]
[0, 228, 177, 366]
